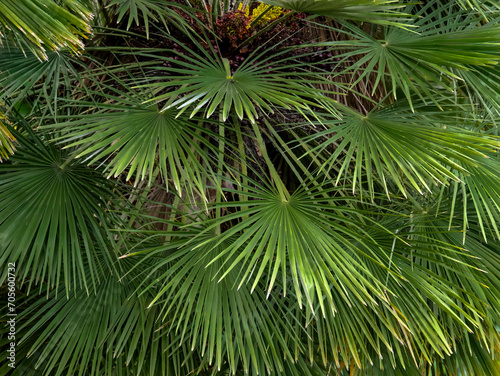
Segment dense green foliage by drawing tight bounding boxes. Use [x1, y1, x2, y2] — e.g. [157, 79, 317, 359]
[1, 0, 500, 375]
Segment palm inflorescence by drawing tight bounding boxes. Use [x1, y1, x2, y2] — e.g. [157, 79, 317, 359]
[1, 0, 500, 375]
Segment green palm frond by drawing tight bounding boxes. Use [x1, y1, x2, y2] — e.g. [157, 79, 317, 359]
[449, 157, 500, 242]
[348, 334, 500, 375]
[297, 103, 500, 198]
[121, 180, 500, 372]
[0, 131, 118, 294]
[45, 92, 226, 192]
[0, 275, 186, 376]
[457, 0, 500, 16]
[325, 5, 500, 108]
[182, 179, 395, 315]
[138, 35, 333, 122]
[333, 203, 500, 370]
[129, 230, 297, 375]
[392, 201, 500, 362]
[1, 0, 500, 374]
[454, 65, 500, 116]
[0, 0, 91, 60]
[261, 0, 409, 26]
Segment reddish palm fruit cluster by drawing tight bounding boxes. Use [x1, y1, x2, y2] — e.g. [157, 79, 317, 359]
[152, 5, 336, 74]
[215, 10, 252, 48]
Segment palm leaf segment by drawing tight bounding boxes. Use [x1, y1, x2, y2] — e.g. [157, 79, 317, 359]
[109, 0, 196, 38]
[195, 180, 392, 314]
[127, 180, 500, 372]
[0, 45, 81, 116]
[2, 276, 179, 376]
[452, 156, 500, 241]
[0, 113, 15, 161]
[138, 232, 295, 375]
[384, 200, 500, 367]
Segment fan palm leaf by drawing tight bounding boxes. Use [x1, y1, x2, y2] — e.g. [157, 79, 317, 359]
[0, 275, 187, 376]
[109, 0, 198, 38]
[137, 33, 334, 122]
[1, 0, 500, 374]
[323, 4, 500, 109]
[448, 157, 500, 242]
[454, 65, 500, 116]
[45, 89, 227, 192]
[128, 230, 298, 375]
[297, 102, 500, 198]
[0, 44, 85, 117]
[0, 130, 118, 294]
[181, 178, 395, 314]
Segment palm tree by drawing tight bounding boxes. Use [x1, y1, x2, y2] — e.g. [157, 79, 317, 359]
[1, 0, 500, 374]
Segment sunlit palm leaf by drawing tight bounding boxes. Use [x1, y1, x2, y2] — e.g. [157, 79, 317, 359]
[338, 202, 500, 369]
[349, 335, 500, 375]
[0, 0, 91, 60]
[327, 3, 500, 108]
[457, 0, 500, 17]
[447, 157, 500, 242]
[138, 36, 331, 122]
[46, 93, 224, 191]
[454, 65, 500, 116]
[123, 181, 500, 372]
[131, 231, 297, 375]
[299, 103, 500, 198]
[109, 0, 196, 38]
[189, 179, 396, 316]
[261, 0, 409, 26]
[0, 115, 15, 161]
[121, 194, 404, 371]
